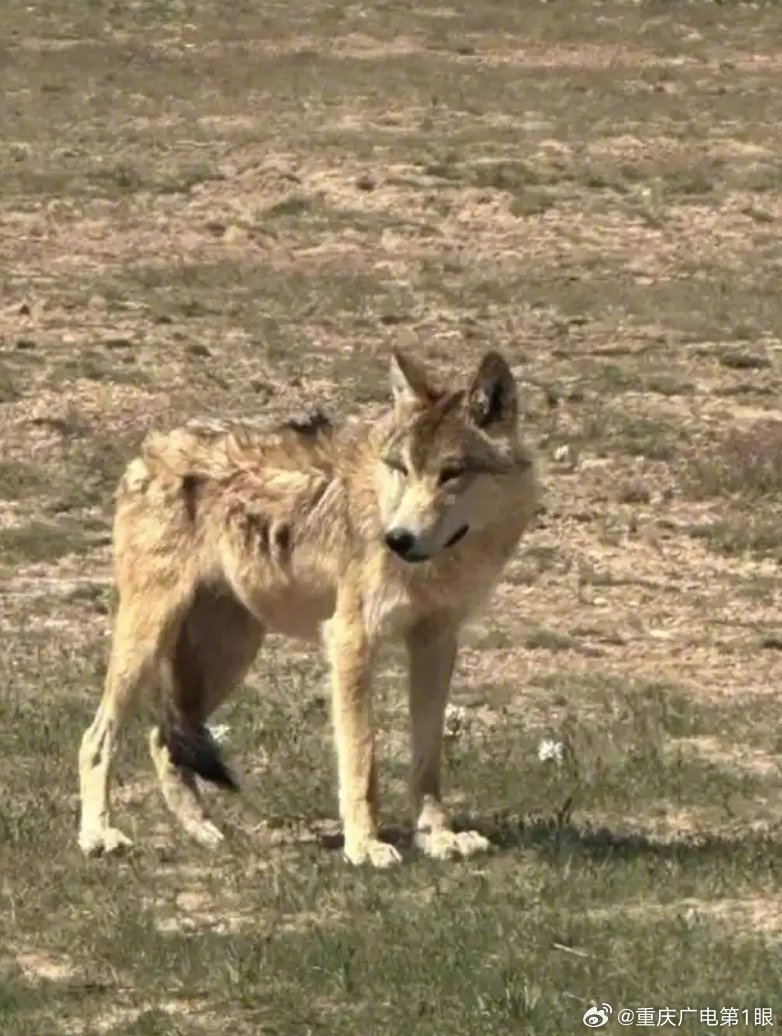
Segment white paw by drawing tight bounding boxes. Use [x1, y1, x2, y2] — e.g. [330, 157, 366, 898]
[344, 837, 402, 868]
[79, 825, 133, 856]
[414, 828, 491, 860]
[188, 819, 225, 849]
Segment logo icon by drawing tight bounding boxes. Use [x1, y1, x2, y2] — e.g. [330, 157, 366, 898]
[583, 1004, 613, 1028]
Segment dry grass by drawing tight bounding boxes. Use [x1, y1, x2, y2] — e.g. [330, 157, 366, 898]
[2, 0, 782, 1032]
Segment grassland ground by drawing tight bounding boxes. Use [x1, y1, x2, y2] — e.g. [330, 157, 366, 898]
[2, 1, 782, 1033]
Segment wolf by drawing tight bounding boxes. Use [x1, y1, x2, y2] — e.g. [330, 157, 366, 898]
[77, 350, 538, 867]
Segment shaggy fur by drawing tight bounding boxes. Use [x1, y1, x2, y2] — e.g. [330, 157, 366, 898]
[78, 351, 538, 866]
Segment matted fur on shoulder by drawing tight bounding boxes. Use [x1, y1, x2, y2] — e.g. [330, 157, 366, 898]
[136, 410, 336, 485]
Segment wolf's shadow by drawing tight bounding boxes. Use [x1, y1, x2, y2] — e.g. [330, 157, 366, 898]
[317, 812, 782, 863]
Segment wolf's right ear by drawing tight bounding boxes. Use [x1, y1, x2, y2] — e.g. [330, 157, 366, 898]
[390, 351, 436, 407]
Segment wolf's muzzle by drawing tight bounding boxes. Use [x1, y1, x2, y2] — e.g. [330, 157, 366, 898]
[385, 524, 470, 564]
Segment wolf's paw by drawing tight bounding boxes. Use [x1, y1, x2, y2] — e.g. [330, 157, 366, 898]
[188, 819, 225, 849]
[79, 826, 133, 857]
[415, 828, 491, 860]
[344, 837, 402, 868]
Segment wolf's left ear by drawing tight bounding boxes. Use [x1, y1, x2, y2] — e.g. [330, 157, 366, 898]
[390, 350, 437, 407]
[467, 351, 517, 432]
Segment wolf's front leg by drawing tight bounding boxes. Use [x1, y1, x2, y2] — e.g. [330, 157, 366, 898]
[323, 587, 401, 868]
[406, 617, 490, 860]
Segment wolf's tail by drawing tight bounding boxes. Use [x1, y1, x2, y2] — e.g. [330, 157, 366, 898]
[161, 717, 239, 792]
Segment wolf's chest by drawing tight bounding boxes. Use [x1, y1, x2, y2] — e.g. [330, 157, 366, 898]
[360, 555, 498, 639]
[362, 581, 416, 639]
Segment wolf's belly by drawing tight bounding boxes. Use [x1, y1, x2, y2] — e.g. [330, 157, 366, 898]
[241, 584, 336, 640]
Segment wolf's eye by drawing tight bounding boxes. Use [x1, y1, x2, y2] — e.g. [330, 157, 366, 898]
[439, 466, 466, 485]
[385, 458, 408, 476]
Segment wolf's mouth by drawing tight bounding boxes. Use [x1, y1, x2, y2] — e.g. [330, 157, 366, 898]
[445, 524, 469, 549]
[403, 553, 430, 564]
[394, 525, 470, 565]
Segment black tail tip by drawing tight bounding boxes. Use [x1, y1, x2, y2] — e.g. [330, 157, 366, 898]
[285, 409, 333, 437]
[164, 723, 239, 792]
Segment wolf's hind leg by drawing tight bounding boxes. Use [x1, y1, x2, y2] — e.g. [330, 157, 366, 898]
[79, 589, 187, 856]
[150, 587, 264, 847]
[149, 726, 225, 847]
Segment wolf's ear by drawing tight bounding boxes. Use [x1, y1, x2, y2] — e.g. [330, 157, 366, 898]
[467, 351, 517, 432]
[390, 351, 436, 407]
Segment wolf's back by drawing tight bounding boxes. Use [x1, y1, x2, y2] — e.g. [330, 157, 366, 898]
[140, 426, 237, 481]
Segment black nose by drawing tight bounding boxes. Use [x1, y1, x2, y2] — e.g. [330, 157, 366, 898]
[385, 528, 416, 558]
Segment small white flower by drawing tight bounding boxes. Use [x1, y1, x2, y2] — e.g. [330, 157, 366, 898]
[444, 704, 468, 739]
[538, 738, 564, 764]
[208, 723, 231, 745]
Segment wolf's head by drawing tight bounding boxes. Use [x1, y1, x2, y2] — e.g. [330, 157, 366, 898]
[376, 350, 532, 564]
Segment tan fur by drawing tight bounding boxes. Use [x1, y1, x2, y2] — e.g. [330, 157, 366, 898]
[78, 351, 539, 866]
